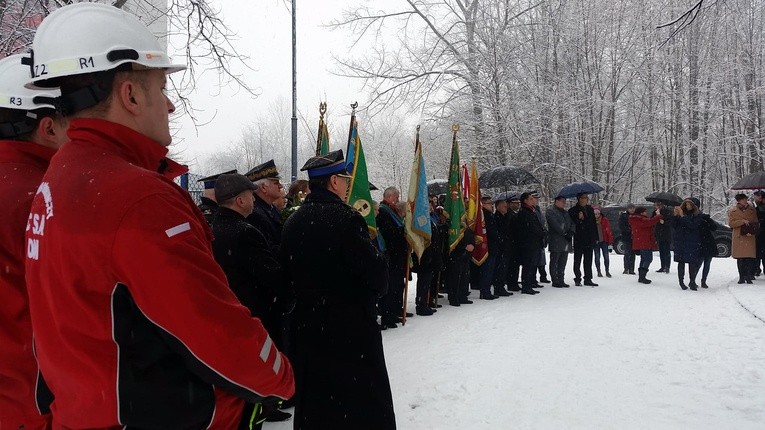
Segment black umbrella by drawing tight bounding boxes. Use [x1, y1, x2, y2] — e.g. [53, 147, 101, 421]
[427, 179, 448, 195]
[645, 191, 683, 207]
[732, 172, 765, 190]
[557, 181, 604, 199]
[479, 166, 539, 188]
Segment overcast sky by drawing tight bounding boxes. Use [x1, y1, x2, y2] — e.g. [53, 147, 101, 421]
[171, 0, 374, 170]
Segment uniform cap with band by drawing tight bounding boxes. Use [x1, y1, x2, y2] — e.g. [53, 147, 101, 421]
[300, 150, 350, 179]
[197, 169, 237, 190]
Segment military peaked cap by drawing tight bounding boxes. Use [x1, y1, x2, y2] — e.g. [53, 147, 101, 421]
[245, 159, 280, 182]
[197, 169, 237, 190]
[300, 149, 350, 179]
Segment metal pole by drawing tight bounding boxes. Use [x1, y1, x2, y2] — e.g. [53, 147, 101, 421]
[290, 0, 298, 182]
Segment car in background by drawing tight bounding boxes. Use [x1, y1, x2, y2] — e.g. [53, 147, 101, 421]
[599, 204, 732, 258]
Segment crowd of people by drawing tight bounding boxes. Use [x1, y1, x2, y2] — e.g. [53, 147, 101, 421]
[3, 3, 765, 430]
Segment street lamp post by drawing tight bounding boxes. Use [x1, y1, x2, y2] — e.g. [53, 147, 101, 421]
[290, 0, 298, 182]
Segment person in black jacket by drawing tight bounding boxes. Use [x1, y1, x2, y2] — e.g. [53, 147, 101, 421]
[411, 200, 444, 316]
[246, 160, 285, 251]
[654, 201, 674, 273]
[491, 197, 511, 295]
[504, 194, 523, 291]
[754, 191, 765, 276]
[210, 173, 293, 427]
[516, 192, 544, 295]
[280, 150, 395, 430]
[619, 204, 637, 274]
[446, 221, 476, 306]
[568, 193, 599, 286]
[376, 187, 409, 328]
[477, 197, 501, 299]
[698, 198, 718, 289]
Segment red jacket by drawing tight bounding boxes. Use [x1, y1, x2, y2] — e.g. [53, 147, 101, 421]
[25, 119, 294, 429]
[596, 216, 614, 244]
[629, 214, 662, 251]
[0, 140, 54, 430]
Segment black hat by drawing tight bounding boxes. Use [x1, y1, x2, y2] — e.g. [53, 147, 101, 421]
[554, 195, 566, 201]
[245, 160, 280, 182]
[300, 149, 350, 179]
[197, 169, 237, 190]
[215, 173, 257, 202]
[507, 193, 521, 203]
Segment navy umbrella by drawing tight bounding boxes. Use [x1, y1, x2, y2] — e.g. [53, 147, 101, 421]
[427, 179, 448, 195]
[557, 181, 604, 199]
[479, 166, 539, 188]
[645, 191, 683, 207]
[731, 172, 765, 190]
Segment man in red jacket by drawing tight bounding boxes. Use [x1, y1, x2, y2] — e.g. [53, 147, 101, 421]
[0, 54, 68, 430]
[629, 207, 663, 284]
[23, 3, 294, 429]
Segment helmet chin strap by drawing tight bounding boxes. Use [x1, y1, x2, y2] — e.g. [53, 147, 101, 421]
[58, 59, 135, 116]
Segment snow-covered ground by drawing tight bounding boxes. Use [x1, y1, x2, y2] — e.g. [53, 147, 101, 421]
[269, 254, 765, 429]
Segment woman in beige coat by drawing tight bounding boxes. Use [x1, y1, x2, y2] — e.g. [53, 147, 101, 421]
[728, 193, 759, 283]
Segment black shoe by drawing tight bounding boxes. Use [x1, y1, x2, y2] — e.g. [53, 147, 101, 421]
[380, 321, 398, 330]
[563, 283, 571, 288]
[679, 282, 687, 290]
[494, 288, 512, 297]
[539, 278, 551, 283]
[756, 270, 762, 277]
[449, 301, 461, 307]
[416, 306, 434, 316]
[628, 271, 636, 275]
[746, 279, 753, 284]
[507, 284, 521, 292]
[575, 282, 582, 286]
[532, 283, 544, 288]
[279, 398, 295, 409]
[623, 269, 629, 274]
[583, 281, 598, 287]
[552, 284, 566, 288]
[606, 271, 612, 278]
[265, 409, 293, 422]
[459, 299, 474, 304]
[738, 278, 745, 284]
[701, 282, 709, 289]
[638, 278, 652, 284]
[480, 293, 497, 300]
[405, 312, 414, 317]
[656, 268, 666, 273]
[597, 271, 603, 277]
[689, 283, 698, 291]
[521, 288, 539, 295]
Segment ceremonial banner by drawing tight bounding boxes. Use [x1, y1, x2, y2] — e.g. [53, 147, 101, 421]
[446, 125, 466, 251]
[404, 126, 432, 260]
[315, 102, 330, 156]
[345, 104, 378, 239]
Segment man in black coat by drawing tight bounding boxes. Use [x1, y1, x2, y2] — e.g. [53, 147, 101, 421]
[246, 159, 285, 251]
[210, 173, 293, 427]
[619, 203, 637, 274]
[376, 187, 409, 328]
[654, 201, 674, 273]
[568, 192, 599, 286]
[280, 150, 396, 430]
[411, 199, 443, 315]
[516, 192, 543, 294]
[503, 194, 523, 291]
[753, 191, 765, 276]
[491, 197, 513, 296]
[446, 222, 476, 306]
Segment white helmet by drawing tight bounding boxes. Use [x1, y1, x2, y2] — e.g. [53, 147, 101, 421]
[0, 54, 59, 111]
[27, 2, 186, 88]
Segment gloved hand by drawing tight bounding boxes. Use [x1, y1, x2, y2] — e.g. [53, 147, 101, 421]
[249, 397, 283, 429]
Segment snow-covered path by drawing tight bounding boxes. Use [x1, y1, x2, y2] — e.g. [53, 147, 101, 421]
[270, 256, 765, 429]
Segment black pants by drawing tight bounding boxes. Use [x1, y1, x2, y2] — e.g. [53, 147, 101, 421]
[701, 255, 713, 283]
[520, 249, 540, 288]
[658, 241, 672, 270]
[623, 241, 635, 272]
[506, 249, 521, 287]
[573, 246, 594, 283]
[677, 262, 701, 284]
[492, 251, 507, 289]
[380, 268, 405, 323]
[415, 270, 433, 307]
[548, 251, 568, 286]
[429, 264, 443, 304]
[446, 255, 470, 303]
[737, 258, 757, 281]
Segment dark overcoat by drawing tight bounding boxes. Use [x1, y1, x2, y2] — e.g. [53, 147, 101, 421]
[546, 205, 575, 253]
[672, 213, 704, 264]
[279, 187, 395, 430]
[247, 193, 283, 251]
[211, 207, 289, 339]
[568, 204, 598, 249]
[515, 205, 545, 265]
